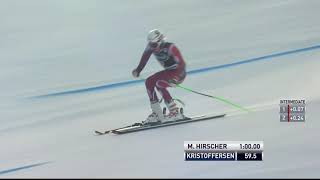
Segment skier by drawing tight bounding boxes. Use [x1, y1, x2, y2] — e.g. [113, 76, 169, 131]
[132, 29, 187, 124]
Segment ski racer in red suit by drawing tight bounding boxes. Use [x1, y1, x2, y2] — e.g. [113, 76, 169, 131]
[132, 29, 187, 124]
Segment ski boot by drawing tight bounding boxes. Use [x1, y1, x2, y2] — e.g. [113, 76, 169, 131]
[164, 100, 185, 122]
[141, 101, 164, 125]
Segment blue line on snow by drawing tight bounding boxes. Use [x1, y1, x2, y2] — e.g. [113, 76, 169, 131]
[36, 79, 144, 98]
[32, 44, 320, 98]
[0, 162, 51, 175]
[187, 44, 320, 74]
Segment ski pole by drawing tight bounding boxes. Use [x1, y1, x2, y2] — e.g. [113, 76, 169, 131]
[175, 84, 252, 113]
[137, 76, 251, 112]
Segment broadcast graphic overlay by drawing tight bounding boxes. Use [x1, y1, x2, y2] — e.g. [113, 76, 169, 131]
[184, 141, 264, 161]
[280, 100, 306, 122]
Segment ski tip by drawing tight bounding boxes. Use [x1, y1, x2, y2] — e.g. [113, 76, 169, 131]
[94, 131, 103, 135]
[94, 130, 109, 135]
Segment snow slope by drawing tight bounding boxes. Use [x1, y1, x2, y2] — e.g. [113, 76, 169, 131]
[0, 0, 320, 178]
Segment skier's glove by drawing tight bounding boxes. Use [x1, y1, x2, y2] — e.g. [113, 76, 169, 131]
[132, 68, 140, 78]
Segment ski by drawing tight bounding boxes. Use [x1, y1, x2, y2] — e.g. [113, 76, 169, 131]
[94, 122, 142, 135]
[94, 113, 226, 135]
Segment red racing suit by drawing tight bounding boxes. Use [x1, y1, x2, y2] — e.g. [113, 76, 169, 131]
[135, 42, 187, 104]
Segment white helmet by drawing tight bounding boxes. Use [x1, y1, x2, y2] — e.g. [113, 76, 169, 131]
[147, 29, 164, 43]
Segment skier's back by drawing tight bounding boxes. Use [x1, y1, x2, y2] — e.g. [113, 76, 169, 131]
[132, 29, 187, 124]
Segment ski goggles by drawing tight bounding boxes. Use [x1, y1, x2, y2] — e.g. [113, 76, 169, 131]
[149, 41, 160, 49]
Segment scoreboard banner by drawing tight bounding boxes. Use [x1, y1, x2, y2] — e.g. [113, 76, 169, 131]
[184, 141, 264, 161]
[280, 99, 306, 122]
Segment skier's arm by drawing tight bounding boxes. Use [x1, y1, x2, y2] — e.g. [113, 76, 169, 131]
[132, 46, 152, 78]
[169, 44, 186, 70]
[136, 47, 152, 73]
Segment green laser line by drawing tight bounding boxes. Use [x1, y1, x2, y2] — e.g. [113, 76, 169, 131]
[138, 77, 251, 112]
[176, 84, 251, 112]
